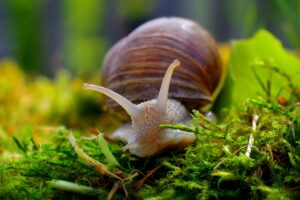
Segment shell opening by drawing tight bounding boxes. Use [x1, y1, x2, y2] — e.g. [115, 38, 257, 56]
[156, 59, 180, 112]
[83, 83, 141, 118]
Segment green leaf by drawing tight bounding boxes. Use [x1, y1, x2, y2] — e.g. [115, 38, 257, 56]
[217, 30, 300, 108]
[97, 133, 120, 167]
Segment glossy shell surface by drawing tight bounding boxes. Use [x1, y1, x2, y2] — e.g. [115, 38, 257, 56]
[102, 17, 222, 110]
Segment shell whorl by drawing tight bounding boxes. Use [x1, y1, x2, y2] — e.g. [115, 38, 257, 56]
[102, 17, 222, 110]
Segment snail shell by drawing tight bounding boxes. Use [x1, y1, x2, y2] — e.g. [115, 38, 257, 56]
[102, 17, 223, 111]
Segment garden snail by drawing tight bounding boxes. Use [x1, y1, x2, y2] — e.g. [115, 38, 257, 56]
[83, 17, 224, 157]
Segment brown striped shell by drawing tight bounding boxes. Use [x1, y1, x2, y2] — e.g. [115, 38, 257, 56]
[102, 17, 222, 111]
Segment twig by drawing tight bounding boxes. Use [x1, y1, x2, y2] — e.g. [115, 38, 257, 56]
[266, 143, 274, 163]
[287, 185, 300, 191]
[213, 160, 225, 170]
[289, 102, 300, 107]
[288, 121, 296, 140]
[246, 114, 259, 157]
[107, 180, 120, 200]
[135, 165, 162, 191]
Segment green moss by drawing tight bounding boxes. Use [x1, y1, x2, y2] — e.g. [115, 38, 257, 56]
[2, 95, 299, 199]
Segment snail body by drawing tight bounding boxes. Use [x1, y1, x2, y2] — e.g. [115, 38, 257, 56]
[84, 17, 223, 157]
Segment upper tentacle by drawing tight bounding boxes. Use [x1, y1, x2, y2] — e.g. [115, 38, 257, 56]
[156, 59, 180, 113]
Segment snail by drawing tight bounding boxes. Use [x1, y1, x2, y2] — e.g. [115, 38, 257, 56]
[83, 17, 224, 157]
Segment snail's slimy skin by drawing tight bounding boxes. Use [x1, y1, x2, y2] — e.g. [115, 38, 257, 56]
[83, 60, 196, 157]
[112, 99, 196, 157]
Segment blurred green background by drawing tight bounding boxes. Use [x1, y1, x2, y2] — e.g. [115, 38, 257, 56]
[0, 0, 299, 76]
